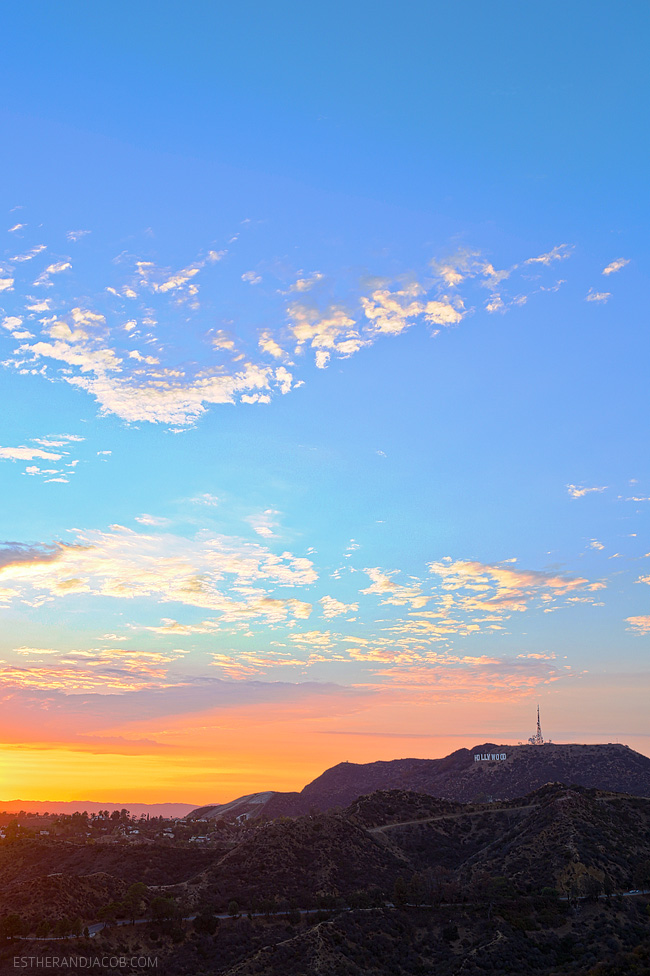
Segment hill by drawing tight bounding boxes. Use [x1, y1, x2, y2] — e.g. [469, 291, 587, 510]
[4, 784, 650, 974]
[188, 741, 650, 821]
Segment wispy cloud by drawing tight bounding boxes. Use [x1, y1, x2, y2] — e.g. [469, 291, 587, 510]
[33, 260, 72, 287]
[373, 652, 575, 702]
[626, 615, 650, 635]
[241, 271, 262, 285]
[525, 244, 573, 266]
[320, 595, 359, 618]
[602, 258, 629, 276]
[0, 232, 588, 428]
[361, 567, 429, 609]
[586, 289, 611, 303]
[10, 244, 47, 263]
[189, 493, 219, 506]
[288, 272, 324, 293]
[246, 510, 281, 538]
[0, 646, 188, 693]
[567, 484, 607, 498]
[0, 445, 62, 461]
[0, 524, 317, 617]
[370, 557, 605, 642]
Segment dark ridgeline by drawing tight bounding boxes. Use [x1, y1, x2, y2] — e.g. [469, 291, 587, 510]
[188, 741, 650, 821]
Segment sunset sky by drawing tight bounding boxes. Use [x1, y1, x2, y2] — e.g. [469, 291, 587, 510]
[1, 2, 649, 805]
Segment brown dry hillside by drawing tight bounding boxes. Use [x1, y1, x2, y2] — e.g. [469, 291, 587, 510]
[179, 784, 650, 912]
[194, 812, 405, 908]
[297, 742, 650, 810]
[0, 838, 222, 886]
[0, 872, 128, 921]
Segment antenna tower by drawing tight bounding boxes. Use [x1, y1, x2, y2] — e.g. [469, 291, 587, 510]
[528, 705, 544, 745]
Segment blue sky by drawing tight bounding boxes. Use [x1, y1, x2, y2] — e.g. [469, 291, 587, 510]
[0, 2, 648, 801]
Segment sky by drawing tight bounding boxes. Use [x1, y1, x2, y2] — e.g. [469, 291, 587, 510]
[0, 1, 648, 805]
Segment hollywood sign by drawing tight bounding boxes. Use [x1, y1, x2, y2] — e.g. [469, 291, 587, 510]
[474, 753, 507, 762]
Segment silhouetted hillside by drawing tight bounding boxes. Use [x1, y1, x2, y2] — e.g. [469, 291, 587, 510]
[189, 742, 650, 821]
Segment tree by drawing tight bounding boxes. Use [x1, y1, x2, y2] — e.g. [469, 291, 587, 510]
[633, 859, 650, 890]
[407, 872, 426, 906]
[98, 903, 119, 926]
[53, 918, 71, 938]
[581, 875, 603, 903]
[4, 820, 20, 841]
[1, 914, 25, 940]
[227, 900, 239, 917]
[35, 920, 51, 939]
[124, 882, 147, 923]
[70, 917, 83, 937]
[392, 876, 408, 907]
[150, 896, 176, 923]
[194, 912, 218, 935]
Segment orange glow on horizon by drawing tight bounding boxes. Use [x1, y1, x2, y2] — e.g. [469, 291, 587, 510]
[3, 678, 649, 806]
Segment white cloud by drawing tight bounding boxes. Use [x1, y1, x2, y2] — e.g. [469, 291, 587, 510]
[67, 230, 91, 242]
[33, 261, 72, 286]
[189, 493, 219, 506]
[393, 557, 606, 641]
[135, 514, 170, 526]
[246, 510, 280, 538]
[320, 595, 359, 618]
[289, 272, 324, 293]
[361, 284, 462, 338]
[0, 525, 318, 617]
[586, 289, 611, 303]
[289, 303, 366, 362]
[566, 484, 607, 498]
[2, 316, 23, 331]
[10, 245, 47, 263]
[626, 615, 650, 634]
[18, 313, 285, 422]
[211, 330, 237, 352]
[0, 445, 63, 462]
[525, 244, 573, 266]
[0, 277, 15, 292]
[602, 258, 629, 276]
[154, 266, 200, 293]
[361, 567, 429, 609]
[259, 331, 286, 359]
[1, 235, 584, 429]
[241, 271, 262, 285]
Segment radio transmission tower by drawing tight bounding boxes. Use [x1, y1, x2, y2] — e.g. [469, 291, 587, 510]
[528, 705, 544, 745]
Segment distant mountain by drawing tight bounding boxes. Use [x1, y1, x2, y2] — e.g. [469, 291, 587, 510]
[0, 799, 198, 818]
[188, 742, 650, 821]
